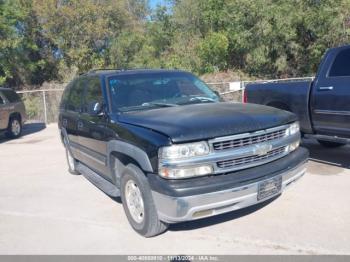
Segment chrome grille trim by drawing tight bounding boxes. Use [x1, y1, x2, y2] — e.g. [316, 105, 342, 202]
[206, 124, 295, 173]
[217, 146, 287, 169]
[212, 126, 288, 151]
[159, 124, 300, 175]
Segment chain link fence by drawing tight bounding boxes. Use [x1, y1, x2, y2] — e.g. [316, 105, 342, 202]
[17, 77, 313, 124]
[207, 82, 243, 102]
[18, 84, 64, 124]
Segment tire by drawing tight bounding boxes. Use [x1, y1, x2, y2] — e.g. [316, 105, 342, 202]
[317, 139, 346, 148]
[64, 142, 80, 175]
[5, 117, 22, 139]
[120, 164, 168, 237]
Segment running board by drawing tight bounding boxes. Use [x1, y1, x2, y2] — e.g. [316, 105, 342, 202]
[306, 134, 349, 144]
[77, 163, 120, 197]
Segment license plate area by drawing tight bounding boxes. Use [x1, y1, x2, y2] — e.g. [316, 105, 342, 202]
[257, 176, 282, 201]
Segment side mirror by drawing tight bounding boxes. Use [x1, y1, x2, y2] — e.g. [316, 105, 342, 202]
[89, 102, 104, 116]
[213, 90, 224, 101]
[214, 90, 220, 97]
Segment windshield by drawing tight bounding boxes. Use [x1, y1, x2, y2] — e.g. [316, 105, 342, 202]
[108, 71, 220, 112]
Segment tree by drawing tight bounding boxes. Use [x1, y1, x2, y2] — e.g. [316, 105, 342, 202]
[0, 0, 58, 87]
[33, 0, 132, 74]
[198, 31, 229, 72]
[1, 0, 350, 87]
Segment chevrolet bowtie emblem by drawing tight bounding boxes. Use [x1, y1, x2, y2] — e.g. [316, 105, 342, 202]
[253, 143, 273, 156]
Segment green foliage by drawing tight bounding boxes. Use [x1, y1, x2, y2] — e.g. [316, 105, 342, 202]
[22, 94, 41, 119]
[34, 0, 130, 74]
[1, 0, 350, 88]
[198, 32, 229, 73]
[0, 0, 58, 87]
[109, 30, 146, 69]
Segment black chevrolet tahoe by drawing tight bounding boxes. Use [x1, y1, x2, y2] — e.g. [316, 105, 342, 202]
[58, 69, 309, 237]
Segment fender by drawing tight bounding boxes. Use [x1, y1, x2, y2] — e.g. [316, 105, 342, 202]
[107, 140, 154, 186]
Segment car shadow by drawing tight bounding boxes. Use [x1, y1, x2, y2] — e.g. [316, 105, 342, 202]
[168, 195, 279, 232]
[109, 196, 122, 204]
[301, 138, 350, 169]
[0, 122, 46, 144]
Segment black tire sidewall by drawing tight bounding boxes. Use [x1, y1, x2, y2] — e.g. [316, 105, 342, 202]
[121, 172, 147, 232]
[120, 165, 161, 236]
[7, 117, 22, 138]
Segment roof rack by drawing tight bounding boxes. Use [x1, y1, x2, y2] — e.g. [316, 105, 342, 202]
[88, 68, 124, 73]
[79, 68, 124, 75]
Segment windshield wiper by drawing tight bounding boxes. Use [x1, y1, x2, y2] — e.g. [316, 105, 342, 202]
[142, 102, 178, 107]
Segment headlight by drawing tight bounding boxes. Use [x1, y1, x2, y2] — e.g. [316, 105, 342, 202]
[286, 122, 300, 136]
[159, 165, 213, 179]
[159, 141, 210, 160]
[158, 141, 212, 179]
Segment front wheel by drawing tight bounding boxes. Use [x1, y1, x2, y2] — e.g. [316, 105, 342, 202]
[6, 117, 22, 139]
[120, 164, 168, 237]
[317, 139, 347, 148]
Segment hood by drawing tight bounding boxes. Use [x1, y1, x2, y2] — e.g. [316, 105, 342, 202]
[118, 102, 296, 143]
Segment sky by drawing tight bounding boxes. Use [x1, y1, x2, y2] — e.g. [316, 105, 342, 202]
[149, 0, 167, 9]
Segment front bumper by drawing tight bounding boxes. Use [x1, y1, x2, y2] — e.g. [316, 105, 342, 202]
[152, 156, 307, 223]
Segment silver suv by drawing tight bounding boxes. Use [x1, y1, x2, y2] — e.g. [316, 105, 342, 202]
[0, 88, 27, 139]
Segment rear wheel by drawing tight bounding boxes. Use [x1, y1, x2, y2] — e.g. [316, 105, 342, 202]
[120, 164, 168, 237]
[5, 117, 22, 139]
[317, 139, 347, 148]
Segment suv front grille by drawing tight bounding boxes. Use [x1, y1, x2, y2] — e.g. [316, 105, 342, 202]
[212, 128, 286, 151]
[216, 146, 287, 169]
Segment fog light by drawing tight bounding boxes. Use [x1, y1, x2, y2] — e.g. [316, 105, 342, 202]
[193, 209, 214, 218]
[159, 165, 213, 179]
[289, 140, 300, 152]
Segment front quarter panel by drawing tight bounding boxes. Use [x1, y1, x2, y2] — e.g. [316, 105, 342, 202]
[105, 116, 171, 174]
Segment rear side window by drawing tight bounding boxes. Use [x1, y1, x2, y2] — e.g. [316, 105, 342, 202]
[2, 89, 21, 103]
[329, 49, 350, 77]
[83, 77, 103, 114]
[66, 79, 85, 112]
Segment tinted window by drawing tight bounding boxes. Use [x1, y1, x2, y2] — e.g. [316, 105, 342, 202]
[2, 89, 21, 103]
[0, 94, 4, 104]
[66, 79, 85, 112]
[83, 77, 103, 114]
[108, 72, 219, 112]
[329, 49, 350, 77]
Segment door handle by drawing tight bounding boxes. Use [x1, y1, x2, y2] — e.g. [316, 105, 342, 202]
[77, 121, 84, 130]
[318, 86, 334, 91]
